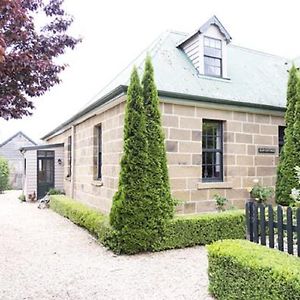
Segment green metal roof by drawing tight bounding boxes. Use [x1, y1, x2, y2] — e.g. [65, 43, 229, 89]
[95, 30, 290, 109]
[42, 29, 294, 140]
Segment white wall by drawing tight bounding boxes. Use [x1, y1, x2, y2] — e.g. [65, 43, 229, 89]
[22, 146, 64, 199]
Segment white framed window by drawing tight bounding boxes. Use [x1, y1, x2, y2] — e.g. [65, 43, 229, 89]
[204, 36, 222, 77]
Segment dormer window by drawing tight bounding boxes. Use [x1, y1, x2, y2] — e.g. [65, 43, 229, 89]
[177, 16, 231, 79]
[204, 37, 222, 77]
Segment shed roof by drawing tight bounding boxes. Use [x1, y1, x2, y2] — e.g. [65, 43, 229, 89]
[0, 131, 37, 148]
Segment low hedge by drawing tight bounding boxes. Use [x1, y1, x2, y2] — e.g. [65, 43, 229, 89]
[207, 239, 300, 300]
[50, 195, 245, 254]
[153, 210, 245, 251]
[50, 195, 111, 242]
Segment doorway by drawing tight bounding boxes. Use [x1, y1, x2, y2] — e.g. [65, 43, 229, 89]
[37, 151, 54, 199]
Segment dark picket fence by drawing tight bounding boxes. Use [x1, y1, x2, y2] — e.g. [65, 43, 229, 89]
[246, 201, 300, 257]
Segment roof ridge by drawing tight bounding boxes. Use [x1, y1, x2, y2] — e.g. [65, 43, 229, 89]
[229, 44, 289, 60]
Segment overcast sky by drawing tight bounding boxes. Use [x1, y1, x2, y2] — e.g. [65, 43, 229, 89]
[1, 0, 299, 143]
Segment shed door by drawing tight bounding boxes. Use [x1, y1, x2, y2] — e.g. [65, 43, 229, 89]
[37, 151, 54, 199]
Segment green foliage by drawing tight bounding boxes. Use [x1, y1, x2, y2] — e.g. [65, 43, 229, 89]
[50, 195, 111, 242]
[109, 66, 152, 254]
[0, 156, 9, 192]
[276, 65, 300, 205]
[18, 193, 26, 202]
[142, 55, 175, 221]
[50, 195, 245, 254]
[153, 210, 245, 251]
[250, 184, 274, 203]
[109, 58, 175, 254]
[47, 188, 65, 195]
[207, 239, 300, 300]
[290, 166, 300, 207]
[213, 194, 228, 211]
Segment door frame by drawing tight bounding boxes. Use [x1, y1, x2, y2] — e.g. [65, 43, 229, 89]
[37, 150, 55, 199]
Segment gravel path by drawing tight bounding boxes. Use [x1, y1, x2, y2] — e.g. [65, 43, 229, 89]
[0, 191, 213, 300]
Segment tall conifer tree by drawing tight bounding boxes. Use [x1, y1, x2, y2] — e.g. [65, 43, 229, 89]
[276, 65, 300, 205]
[142, 56, 174, 222]
[109, 67, 151, 253]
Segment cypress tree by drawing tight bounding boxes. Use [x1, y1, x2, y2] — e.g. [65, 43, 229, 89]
[292, 75, 300, 184]
[142, 55, 175, 223]
[276, 65, 300, 205]
[109, 66, 152, 254]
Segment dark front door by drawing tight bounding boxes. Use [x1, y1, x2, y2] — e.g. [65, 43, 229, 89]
[37, 151, 55, 199]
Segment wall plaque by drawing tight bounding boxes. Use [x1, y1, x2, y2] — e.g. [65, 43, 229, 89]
[258, 147, 276, 154]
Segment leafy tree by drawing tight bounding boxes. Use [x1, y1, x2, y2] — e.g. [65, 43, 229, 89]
[0, 0, 80, 120]
[276, 65, 300, 205]
[109, 66, 150, 254]
[142, 55, 174, 221]
[0, 157, 9, 193]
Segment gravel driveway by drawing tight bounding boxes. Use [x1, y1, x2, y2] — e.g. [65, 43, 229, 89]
[0, 191, 213, 300]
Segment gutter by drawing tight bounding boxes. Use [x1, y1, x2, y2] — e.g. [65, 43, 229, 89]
[158, 90, 286, 113]
[41, 85, 127, 140]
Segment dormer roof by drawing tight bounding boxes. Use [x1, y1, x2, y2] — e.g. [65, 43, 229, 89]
[177, 15, 232, 48]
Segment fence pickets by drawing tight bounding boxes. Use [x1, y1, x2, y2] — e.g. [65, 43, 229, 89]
[246, 202, 300, 257]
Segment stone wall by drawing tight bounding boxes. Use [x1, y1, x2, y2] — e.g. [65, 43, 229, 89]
[48, 100, 125, 213]
[47, 97, 285, 214]
[162, 101, 284, 213]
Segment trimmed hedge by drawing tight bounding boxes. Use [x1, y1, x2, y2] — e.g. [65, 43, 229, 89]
[207, 239, 300, 300]
[50, 195, 245, 254]
[154, 210, 245, 251]
[50, 195, 111, 242]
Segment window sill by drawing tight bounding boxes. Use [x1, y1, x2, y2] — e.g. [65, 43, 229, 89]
[197, 73, 231, 82]
[197, 181, 233, 190]
[91, 180, 103, 187]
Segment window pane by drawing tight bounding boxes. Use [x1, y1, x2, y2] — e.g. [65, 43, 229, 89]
[204, 47, 222, 58]
[278, 126, 286, 155]
[202, 120, 223, 182]
[97, 125, 102, 179]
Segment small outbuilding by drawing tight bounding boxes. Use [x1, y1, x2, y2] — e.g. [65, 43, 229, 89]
[0, 131, 36, 189]
[20, 143, 64, 200]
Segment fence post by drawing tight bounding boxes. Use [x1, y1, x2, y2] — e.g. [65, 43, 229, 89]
[268, 205, 274, 248]
[277, 206, 284, 252]
[286, 207, 293, 255]
[253, 203, 259, 243]
[260, 204, 266, 245]
[246, 202, 254, 241]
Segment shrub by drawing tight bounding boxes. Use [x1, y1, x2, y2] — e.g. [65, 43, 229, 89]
[213, 194, 228, 211]
[0, 156, 9, 193]
[207, 239, 300, 300]
[18, 193, 26, 202]
[47, 188, 65, 195]
[250, 184, 274, 203]
[50, 195, 111, 242]
[50, 195, 245, 254]
[153, 210, 245, 251]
